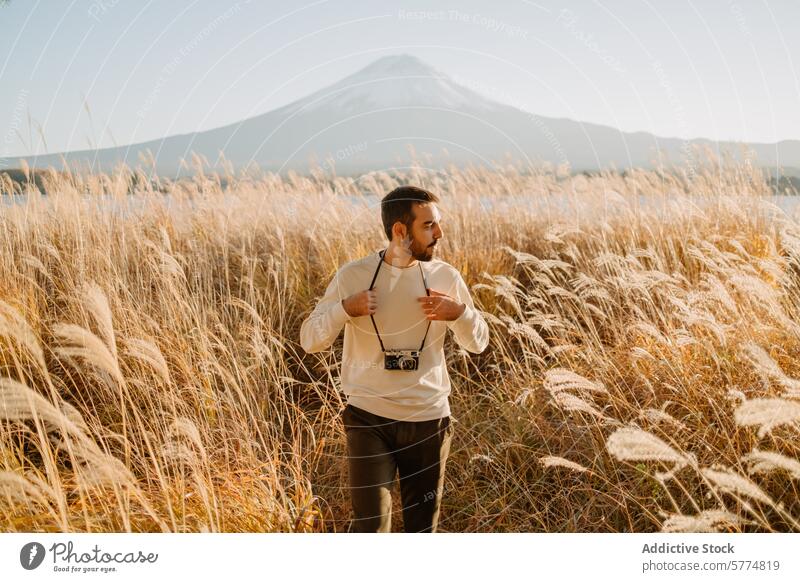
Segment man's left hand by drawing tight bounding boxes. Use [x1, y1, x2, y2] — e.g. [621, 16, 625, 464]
[417, 289, 467, 321]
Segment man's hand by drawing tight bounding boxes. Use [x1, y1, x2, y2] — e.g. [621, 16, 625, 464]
[342, 289, 377, 317]
[417, 289, 466, 321]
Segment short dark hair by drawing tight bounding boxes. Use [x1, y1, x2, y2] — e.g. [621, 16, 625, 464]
[380, 186, 440, 241]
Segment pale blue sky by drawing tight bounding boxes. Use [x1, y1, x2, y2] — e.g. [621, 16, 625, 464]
[1, 0, 799, 157]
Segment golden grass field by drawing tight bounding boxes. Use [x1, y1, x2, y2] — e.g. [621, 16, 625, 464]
[1, 157, 800, 532]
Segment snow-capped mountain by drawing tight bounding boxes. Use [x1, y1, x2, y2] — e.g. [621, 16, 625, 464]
[3, 54, 799, 177]
[280, 54, 501, 115]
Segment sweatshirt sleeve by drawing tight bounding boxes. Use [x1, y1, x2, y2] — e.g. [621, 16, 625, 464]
[299, 269, 353, 353]
[446, 269, 490, 354]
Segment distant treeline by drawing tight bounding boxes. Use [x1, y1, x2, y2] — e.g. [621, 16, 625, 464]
[0, 168, 171, 196]
[0, 168, 51, 194]
[2, 166, 799, 196]
[770, 174, 800, 195]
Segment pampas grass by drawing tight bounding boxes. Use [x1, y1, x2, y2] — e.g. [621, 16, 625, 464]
[733, 398, 800, 437]
[2, 156, 800, 531]
[539, 456, 589, 474]
[743, 449, 800, 481]
[606, 427, 688, 467]
[661, 509, 744, 533]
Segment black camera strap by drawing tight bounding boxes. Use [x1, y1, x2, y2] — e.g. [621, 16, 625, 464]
[368, 248, 431, 353]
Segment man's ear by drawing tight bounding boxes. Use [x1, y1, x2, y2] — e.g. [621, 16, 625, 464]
[391, 221, 407, 241]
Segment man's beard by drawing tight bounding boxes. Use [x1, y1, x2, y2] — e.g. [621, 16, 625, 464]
[410, 240, 436, 262]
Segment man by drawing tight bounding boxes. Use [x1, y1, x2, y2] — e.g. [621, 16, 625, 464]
[299, 185, 489, 532]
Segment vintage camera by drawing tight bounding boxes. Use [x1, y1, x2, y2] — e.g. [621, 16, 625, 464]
[384, 349, 420, 371]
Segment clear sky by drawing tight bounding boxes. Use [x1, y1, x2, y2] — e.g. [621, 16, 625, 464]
[1, 0, 799, 157]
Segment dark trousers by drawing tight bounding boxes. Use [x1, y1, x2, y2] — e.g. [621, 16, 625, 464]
[342, 403, 453, 533]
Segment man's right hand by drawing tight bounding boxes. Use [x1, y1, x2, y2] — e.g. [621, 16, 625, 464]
[342, 289, 377, 317]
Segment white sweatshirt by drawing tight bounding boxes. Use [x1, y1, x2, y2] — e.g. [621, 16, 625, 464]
[300, 249, 489, 421]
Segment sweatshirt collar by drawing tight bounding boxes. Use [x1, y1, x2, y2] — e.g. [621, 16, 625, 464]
[379, 248, 420, 271]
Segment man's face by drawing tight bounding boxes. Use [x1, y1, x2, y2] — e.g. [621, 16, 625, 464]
[397, 202, 443, 262]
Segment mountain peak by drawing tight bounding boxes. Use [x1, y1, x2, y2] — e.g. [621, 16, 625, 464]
[353, 54, 440, 78]
[286, 54, 499, 115]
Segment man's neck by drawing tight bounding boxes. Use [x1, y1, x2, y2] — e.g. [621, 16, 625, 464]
[383, 243, 418, 268]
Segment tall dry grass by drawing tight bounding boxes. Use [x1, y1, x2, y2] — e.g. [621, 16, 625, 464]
[1, 156, 800, 532]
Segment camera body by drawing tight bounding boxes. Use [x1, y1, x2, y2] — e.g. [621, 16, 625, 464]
[384, 349, 421, 371]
